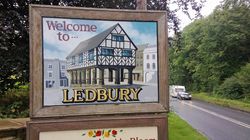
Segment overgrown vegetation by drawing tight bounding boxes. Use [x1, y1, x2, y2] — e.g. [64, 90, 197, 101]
[170, 0, 250, 101]
[192, 93, 250, 112]
[0, 86, 29, 118]
[168, 112, 207, 140]
[217, 63, 250, 100]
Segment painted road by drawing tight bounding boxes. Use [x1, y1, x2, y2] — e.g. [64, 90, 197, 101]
[170, 98, 250, 140]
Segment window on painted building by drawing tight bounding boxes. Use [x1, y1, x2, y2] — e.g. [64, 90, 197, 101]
[88, 49, 94, 60]
[61, 65, 65, 69]
[46, 81, 49, 88]
[60, 79, 68, 87]
[48, 64, 52, 69]
[48, 72, 53, 78]
[147, 55, 149, 59]
[46, 80, 55, 88]
[101, 48, 114, 56]
[147, 63, 150, 69]
[152, 54, 156, 59]
[122, 50, 132, 57]
[61, 72, 65, 77]
[46, 81, 51, 88]
[65, 79, 68, 87]
[60, 80, 63, 87]
[152, 63, 156, 69]
[72, 56, 75, 65]
[112, 35, 124, 42]
[79, 54, 83, 63]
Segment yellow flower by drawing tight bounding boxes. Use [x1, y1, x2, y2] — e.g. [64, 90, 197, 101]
[104, 131, 110, 138]
[88, 130, 94, 137]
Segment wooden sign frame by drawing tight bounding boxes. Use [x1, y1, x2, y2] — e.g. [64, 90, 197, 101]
[29, 5, 168, 118]
[27, 114, 167, 140]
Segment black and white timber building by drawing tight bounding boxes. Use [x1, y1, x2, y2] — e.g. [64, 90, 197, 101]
[66, 23, 137, 85]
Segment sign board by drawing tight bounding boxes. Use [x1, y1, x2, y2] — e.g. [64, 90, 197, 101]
[27, 114, 167, 140]
[43, 17, 158, 106]
[40, 127, 158, 140]
[29, 5, 168, 118]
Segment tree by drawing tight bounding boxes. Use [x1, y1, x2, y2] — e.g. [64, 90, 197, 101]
[0, 1, 29, 93]
[169, 0, 250, 92]
[217, 63, 250, 99]
[0, 0, 205, 94]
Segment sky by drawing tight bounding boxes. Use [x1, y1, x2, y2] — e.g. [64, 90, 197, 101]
[43, 18, 157, 60]
[177, 0, 222, 30]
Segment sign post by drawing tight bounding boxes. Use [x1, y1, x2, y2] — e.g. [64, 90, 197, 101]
[28, 2, 168, 139]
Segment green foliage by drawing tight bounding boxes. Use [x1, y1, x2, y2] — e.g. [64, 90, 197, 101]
[235, 63, 250, 95]
[217, 77, 244, 99]
[170, 0, 250, 94]
[192, 92, 250, 112]
[0, 88, 29, 118]
[0, 2, 29, 93]
[217, 63, 250, 99]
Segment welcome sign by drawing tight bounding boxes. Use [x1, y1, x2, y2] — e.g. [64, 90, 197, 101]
[43, 17, 158, 106]
[28, 4, 168, 140]
[29, 5, 168, 118]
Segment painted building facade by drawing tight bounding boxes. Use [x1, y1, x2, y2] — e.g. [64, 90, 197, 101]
[66, 23, 137, 85]
[143, 46, 158, 83]
[133, 44, 149, 82]
[44, 59, 69, 88]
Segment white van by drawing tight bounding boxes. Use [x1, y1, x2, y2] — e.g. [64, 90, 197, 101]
[169, 85, 186, 98]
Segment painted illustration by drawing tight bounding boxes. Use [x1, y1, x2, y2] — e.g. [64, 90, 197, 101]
[66, 23, 137, 86]
[43, 17, 158, 106]
[44, 59, 68, 88]
[40, 127, 157, 140]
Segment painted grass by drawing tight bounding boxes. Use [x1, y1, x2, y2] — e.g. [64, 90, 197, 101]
[168, 112, 207, 140]
[192, 93, 250, 113]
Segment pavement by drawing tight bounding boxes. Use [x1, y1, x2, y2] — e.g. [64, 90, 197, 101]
[170, 97, 250, 140]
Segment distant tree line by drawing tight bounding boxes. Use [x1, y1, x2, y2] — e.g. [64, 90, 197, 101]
[169, 0, 250, 100]
[0, 0, 204, 94]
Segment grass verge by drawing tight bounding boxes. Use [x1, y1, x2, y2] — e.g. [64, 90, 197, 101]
[168, 112, 207, 140]
[192, 93, 250, 112]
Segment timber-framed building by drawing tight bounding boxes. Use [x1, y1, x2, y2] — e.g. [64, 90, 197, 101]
[66, 23, 137, 85]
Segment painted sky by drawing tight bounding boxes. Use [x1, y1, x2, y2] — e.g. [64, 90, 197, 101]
[43, 17, 157, 60]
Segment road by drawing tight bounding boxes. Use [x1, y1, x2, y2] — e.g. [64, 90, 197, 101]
[170, 98, 250, 140]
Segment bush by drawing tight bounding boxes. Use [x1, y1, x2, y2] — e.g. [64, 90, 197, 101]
[0, 88, 29, 118]
[217, 63, 250, 100]
[235, 63, 250, 97]
[217, 77, 244, 99]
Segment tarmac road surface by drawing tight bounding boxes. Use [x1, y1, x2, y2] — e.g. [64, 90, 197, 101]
[170, 98, 250, 140]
